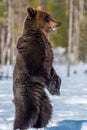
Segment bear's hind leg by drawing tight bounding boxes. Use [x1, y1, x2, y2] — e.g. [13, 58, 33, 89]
[34, 91, 52, 128]
[14, 100, 39, 130]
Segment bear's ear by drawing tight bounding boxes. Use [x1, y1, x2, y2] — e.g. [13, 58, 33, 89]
[27, 7, 36, 18]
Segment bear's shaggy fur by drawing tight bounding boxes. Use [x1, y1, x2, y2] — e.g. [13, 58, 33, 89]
[13, 7, 61, 130]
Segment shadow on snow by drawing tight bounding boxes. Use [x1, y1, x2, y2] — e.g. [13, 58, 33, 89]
[46, 120, 87, 130]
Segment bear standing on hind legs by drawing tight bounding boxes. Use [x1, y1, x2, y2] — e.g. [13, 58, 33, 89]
[13, 7, 61, 130]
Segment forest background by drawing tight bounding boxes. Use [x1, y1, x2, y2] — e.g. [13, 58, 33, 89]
[0, 0, 87, 68]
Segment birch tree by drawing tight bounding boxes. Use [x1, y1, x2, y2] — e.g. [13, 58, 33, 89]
[38, 0, 45, 8]
[72, 0, 84, 62]
[67, 0, 73, 77]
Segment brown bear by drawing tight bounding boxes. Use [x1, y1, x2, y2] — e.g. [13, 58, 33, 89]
[13, 7, 61, 130]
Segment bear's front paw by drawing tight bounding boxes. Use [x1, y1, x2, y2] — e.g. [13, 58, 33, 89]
[54, 75, 61, 93]
[47, 75, 61, 95]
[45, 75, 53, 86]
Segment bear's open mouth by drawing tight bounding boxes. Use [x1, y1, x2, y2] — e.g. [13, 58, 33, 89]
[51, 27, 57, 34]
[50, 22, 61, 34]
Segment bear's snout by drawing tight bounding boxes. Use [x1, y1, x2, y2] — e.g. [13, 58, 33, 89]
[56, 22, 61, 28]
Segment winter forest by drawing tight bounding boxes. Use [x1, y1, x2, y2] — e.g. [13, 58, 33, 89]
[0, 0, 87, 130]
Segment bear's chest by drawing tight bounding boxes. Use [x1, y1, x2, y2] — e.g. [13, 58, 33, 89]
[45, 41, 53, 61]
[44, 41, 53, 74]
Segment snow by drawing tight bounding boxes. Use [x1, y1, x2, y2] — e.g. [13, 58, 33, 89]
[0, 63, 87, 130]
[53, 47, 66, 64]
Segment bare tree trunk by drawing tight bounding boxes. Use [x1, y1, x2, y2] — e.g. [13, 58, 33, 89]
[38, 0, 45, 8]
[1, 28, 5, 65]
[10, 5, 16, 66]
[67, 0, 73, 77]
[6, 0, 12, 78]
[18, 0, 24, 34]
[72, 6, 79, 62]
[11, 25, 16, 66]
[79, 0, 84, 20]
[72, 0, 84, 63]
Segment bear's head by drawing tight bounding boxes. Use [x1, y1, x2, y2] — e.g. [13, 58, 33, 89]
[24, 7, 61, 36]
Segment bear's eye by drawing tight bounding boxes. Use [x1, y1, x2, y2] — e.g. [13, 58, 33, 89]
[45, 16, 50, 22]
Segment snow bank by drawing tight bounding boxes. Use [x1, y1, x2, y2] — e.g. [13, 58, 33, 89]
[0, 64, 87, 130]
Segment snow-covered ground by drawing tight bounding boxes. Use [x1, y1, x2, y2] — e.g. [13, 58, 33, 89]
[0, 63, 87, 130]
